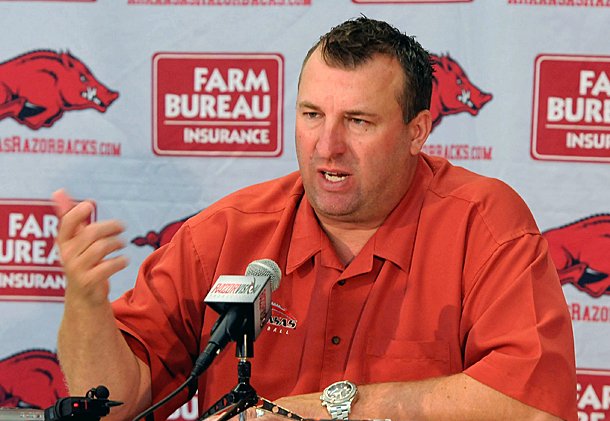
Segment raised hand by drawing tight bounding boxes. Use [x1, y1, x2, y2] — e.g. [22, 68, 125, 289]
[52, 189, 128, 306]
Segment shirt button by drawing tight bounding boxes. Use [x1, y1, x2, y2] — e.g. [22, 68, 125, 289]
[331, 336, 341, 345]
[338, 280, 346, 286]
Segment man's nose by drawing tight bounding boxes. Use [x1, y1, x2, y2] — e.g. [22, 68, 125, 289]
[315, 118, 347, 159]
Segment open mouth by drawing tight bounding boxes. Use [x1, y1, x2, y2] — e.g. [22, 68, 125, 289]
[457, 89, 475, 109]
[322, 171, 348, 182]
[81, 86, 103, 106]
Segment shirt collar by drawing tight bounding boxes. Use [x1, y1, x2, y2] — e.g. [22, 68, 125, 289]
[372, 156, 433, 272]
[286, 188, 323, 274]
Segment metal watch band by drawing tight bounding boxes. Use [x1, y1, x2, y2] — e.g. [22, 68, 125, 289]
[328, 402, 351, 420]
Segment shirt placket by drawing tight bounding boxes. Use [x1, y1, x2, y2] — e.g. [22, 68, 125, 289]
[319, 263, 376, 388]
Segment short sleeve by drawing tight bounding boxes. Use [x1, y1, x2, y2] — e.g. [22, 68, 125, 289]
[462, 234, 577, 421]
[112, 223, 208, 420]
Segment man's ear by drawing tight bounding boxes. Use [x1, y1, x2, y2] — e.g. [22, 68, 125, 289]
[408, 110, 432, 156]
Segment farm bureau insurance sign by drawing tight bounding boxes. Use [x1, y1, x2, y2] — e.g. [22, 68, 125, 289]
[153, 53, 283, 157]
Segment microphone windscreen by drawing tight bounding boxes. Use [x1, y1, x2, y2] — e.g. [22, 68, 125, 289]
[245, 259, 281, 291]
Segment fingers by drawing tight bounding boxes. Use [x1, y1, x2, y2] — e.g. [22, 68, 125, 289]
[52, 188, 76, 217]
[55, 201, 95, 245]
[52, 189, 128, 305]
[60, 221, 128, 299]
[61, 224, 127, 276]
[83, 255, 129, 287]
[61, 219, 125, 261]
[78, 232, 125, 269]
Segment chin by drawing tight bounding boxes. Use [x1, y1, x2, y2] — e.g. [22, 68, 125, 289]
[316, 204, 357, 219]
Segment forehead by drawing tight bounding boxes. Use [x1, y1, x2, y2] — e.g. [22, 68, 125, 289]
[298, 50, 404, 109]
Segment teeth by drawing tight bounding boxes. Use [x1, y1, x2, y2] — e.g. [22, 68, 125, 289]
[457, 89, 474, 108]
[324, 171, 347, 182]
[81, 88, 101, 106]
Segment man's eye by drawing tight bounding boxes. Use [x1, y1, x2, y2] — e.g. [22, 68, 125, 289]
[303, 112, 318, 119]
[350, 118, 367, 126]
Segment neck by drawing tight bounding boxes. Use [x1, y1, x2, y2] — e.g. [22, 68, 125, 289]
[314, 155, 421, 265]
[318, 219, 380, 265]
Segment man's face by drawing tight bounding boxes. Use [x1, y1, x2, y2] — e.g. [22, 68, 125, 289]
[296, 49, 424, 227]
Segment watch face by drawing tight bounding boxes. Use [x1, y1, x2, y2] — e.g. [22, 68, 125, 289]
[324, 381, 357, 403]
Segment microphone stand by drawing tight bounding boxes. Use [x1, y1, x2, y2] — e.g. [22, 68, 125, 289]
[197, 334, 258, 421]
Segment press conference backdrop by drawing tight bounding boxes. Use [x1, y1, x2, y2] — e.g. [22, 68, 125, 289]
[0, 0, 609, 419]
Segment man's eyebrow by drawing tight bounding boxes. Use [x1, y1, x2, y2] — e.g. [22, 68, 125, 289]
[297, 101, 320, 110]
[297, 101, 379, 118]
[345, 110, 379, 118]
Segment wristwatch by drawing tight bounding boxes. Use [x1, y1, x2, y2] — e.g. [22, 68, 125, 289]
[320, 380, 358, 420]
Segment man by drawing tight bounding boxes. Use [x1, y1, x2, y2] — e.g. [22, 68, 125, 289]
[54, 17, 577, 421]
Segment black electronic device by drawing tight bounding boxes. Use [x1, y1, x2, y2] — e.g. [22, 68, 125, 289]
[43, 386, 122, 421]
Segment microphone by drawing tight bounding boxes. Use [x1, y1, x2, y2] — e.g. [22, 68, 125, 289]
[190, 259, 281, 378]
[131, 261, 281, 421]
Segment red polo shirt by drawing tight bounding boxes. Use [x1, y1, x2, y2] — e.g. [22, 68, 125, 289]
[113, 154, 576, 420]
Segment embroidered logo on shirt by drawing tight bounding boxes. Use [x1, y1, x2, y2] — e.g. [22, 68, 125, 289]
[267, 301, 297, 335]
